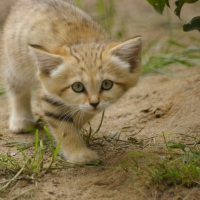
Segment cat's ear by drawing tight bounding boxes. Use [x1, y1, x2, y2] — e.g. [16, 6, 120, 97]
[107, 37, 142, 72]
[29, 45, 66, 76]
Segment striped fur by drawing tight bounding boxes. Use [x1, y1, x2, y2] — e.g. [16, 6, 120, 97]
[2, 0, 142, 164]
[44, 111, 73, 123]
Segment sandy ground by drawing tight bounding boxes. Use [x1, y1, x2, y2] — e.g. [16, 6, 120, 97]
[0, 0, 200, 200]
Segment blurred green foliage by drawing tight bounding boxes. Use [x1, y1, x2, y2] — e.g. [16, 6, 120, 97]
[146, 0, 200, 32]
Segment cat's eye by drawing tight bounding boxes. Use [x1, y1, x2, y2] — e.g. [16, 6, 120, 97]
[72, 82, 85, 93]
[101, 80, 113, 90]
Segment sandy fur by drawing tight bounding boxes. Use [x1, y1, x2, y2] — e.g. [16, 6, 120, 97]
[1, 0, 142, 164]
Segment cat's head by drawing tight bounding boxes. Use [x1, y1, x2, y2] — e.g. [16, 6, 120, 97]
[29, 37, 142, 115]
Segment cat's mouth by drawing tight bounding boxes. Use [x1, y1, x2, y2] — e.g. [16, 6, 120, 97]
[79, 102, 109, 115]
[79, 105, 102, 115]
[82, 108, 102, 115]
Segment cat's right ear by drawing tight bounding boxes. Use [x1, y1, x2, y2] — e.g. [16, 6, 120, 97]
[29, 44, 65, 76]
[106, 37, 142, 73]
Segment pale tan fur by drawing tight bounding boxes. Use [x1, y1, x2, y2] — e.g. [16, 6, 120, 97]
[1, 0, 142, 164]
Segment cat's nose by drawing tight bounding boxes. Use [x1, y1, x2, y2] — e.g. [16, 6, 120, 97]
[90, 102, 99, 108]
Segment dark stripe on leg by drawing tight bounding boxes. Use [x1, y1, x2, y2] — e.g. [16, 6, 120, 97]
[44, 111, 73, 122]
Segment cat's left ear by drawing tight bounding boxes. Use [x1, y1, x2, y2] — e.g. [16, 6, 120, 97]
[107, 37, 142, 72]
[29, 45, 67, 76]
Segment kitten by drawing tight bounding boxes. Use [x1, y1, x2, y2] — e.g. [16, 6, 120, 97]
[1, 0, 142, 164]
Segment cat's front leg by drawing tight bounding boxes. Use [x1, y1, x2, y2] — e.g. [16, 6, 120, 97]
[8, 88, 36, 133]
[47, 119, 98, 164]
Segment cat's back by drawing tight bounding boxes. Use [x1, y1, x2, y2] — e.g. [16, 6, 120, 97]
[3, 0, 109, 47]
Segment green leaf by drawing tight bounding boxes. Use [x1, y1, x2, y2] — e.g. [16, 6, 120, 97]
[166, 142, 186, 151]
[146, 0, 166, 14]
[183, 16, 200, 32]
[165, 0, 170, 7]
[174, 0, 185, 18]
[174, 0, 199, 18]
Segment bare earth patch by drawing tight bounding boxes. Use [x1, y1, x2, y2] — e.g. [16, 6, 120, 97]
[1, 0, 200, 200]
[1, 66, 200, 200]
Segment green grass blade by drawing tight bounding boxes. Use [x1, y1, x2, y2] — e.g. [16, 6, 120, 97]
[44, 134, 63, 174]
[33, 129, 39, 161]
[53, 135, 62, 159]
[92, 110, 105, 137]
[0, 86, 5, 96]
[43, 126, 54, 152]
[16, 146, 29, 160]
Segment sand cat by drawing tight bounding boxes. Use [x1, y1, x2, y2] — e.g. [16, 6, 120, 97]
[1, 0, 142, 164]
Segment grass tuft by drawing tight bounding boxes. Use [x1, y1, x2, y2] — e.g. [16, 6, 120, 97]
[121, 133, 200, 187]
[142, 35, 200, 73]
[82, 110, 105, 145]
[0, 116, 106, 194]
[0, 127, 62, 193]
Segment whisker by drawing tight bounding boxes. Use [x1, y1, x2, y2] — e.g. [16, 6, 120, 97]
[58, 108, 80, 131]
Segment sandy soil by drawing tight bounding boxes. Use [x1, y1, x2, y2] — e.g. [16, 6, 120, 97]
[0, 0, 200, 200]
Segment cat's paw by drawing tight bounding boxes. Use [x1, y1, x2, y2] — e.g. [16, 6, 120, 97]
[9, 117, 36, 133]
[65, 148, 99, 164]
